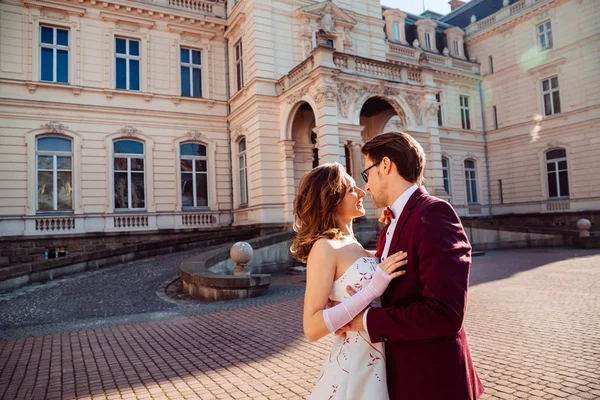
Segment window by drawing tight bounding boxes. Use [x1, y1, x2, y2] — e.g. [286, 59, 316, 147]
[392, 23, 400, 41]
[453, 40, 460, 57]
[115, 37, 140, 91]
[40, 26, 69, 83]
[436, 93, 443, 126]
[36, 137, 73, 212]
[238, 138, 248, 205]
[545, 149, 569, 198]
[493, 105, 498, 130]
[464, 159, 478, 204]
[442, 157, 450, 196]
[488, 55, 494, 74]
[460, 95, 471, 130]
[113, 140, 145, 209]
[424, 32, 432, 49]
[180, 143, 208, 208]
[542, 77, 561, 116]
[537, 21, 553, 51]
[324, 39, 335, 49]
[235, 41, 244, 92]
[180, 48, 202, 98]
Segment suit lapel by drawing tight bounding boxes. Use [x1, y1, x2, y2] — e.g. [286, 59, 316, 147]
[389, 187, 428, 253]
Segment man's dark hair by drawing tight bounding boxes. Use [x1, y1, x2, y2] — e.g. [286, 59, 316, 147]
[361, 132, 426, 185]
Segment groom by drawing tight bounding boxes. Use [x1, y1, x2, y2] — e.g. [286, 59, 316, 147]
[342, 132, 484, 399]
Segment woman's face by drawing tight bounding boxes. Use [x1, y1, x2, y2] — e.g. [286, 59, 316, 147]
[335, 173, 367, 220]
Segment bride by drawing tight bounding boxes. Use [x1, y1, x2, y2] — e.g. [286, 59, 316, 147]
[290, 163, 407, 399]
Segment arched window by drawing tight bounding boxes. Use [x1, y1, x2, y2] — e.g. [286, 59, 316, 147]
[113, 139, 145, 210]
[442, 157, 451, 197]
[238, 138, 248, 206]
[545, 149, 569, 198]
[36, 136, 73, 212]
[180, 142, 208, 208]
[464, 159, 478, 204]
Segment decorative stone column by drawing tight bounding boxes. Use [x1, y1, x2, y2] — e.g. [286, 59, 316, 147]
[279, 140, 295, 223]
[350, 142, 364, 181]
[313, 87, 342, 164]
[424, 90, 449, 200]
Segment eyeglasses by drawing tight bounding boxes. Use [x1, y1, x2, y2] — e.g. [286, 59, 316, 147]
[361, 160, 381, 183]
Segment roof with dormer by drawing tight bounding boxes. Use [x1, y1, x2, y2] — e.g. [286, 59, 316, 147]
[439, 0, 520, 28]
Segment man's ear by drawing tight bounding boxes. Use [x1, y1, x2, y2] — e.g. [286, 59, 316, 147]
[382, 157, 393, 175]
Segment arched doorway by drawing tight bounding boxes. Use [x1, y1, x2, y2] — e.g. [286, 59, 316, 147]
[358, 96, 407, 220]
[290, 102, 318, 189]
[359, 97, 405, 142]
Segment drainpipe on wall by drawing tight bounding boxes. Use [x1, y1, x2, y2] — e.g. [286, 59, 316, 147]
[225, 4, 234, 226]
[478, 81, 493, 217]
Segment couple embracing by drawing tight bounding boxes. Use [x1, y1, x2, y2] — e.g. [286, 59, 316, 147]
[291, 132, 484, 400]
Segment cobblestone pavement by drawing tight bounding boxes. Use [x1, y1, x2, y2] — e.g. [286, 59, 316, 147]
[0, 248, 599, 399]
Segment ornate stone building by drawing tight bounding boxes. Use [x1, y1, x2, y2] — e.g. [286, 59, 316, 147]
[0, 0, 598, 261]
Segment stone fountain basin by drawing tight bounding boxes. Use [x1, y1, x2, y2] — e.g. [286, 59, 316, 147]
[179, 232, 295, 301]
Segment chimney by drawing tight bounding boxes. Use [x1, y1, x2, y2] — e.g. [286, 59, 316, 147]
[448, 0, 466, 11]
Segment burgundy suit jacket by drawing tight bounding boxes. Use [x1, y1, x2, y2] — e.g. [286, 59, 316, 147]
[367, 187, 484, 400]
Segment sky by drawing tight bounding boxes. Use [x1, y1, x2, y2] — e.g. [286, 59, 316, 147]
[380, 0, 472, 16]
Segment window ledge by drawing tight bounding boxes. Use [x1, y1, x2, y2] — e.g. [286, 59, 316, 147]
[27, 81, 83, 96]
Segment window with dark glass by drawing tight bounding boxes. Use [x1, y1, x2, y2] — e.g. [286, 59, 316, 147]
[113, 140, 145, 209]
[180, 143, 208, 208]
[545, 149, 569, 198]
[442, 157, 450, 197]
[542, 77, 561, 116]
[36, 137, 73, 212]
[235, 41, 244, 92]
[40, 26, 69, 83]
[464, 159, 478, 204]
[460, 95, 471, 130]
[180, 47, 202, 98]
[436, 93, 443, 126]
[115, 37, 140, 91]
[424, 32, 432, 49]
[238, 138, 248, 205]
[488, 55, 494, 74]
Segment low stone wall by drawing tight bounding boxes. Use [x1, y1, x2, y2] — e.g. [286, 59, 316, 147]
[0, 225, 286, 292]
[465, 226, 564, 251]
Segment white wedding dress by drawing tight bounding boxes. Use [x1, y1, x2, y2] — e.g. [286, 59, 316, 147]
[309, 257, 389, 400]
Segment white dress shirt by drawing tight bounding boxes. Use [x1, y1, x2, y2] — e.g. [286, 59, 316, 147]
[363, 185, 420, 333]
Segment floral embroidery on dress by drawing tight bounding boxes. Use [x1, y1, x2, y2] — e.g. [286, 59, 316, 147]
[310, 257, 389, 400]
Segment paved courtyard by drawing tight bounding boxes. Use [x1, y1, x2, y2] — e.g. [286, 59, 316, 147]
[0, 247, 599, 399]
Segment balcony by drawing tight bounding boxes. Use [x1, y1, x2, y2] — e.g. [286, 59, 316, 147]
[137, 0, 226, 19]
[387, 42, 480, 74]
[278, 46, 425, 92]
[465, 0, 549, 36]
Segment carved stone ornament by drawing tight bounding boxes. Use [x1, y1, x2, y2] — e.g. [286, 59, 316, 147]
[119, 126, 140, 137]
[403, 92, 424, 126]
[41, 9, 68, 21]
[181, 33, 202, 43]
[187, 130, 204, 140]
[443, 47, 450, 56]
[313, 86, 337, 106]
[42, 121, 67, 133]
[287, 86, 310, 105]
[320, 3, 335, 33]
[427, 102, 440, 120]
[116, 21, 140, 33]
[412, 39, 420, 49]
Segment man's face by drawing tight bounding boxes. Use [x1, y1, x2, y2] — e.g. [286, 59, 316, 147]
[363, 157, 387, 208]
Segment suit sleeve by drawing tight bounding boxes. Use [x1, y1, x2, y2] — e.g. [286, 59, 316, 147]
[366, 200, 472, 342]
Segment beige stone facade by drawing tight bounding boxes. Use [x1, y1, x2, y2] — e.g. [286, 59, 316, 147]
[0, 0, 597, 242]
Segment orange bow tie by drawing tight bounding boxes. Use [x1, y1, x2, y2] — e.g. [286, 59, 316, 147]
[378, 206, 394, 225]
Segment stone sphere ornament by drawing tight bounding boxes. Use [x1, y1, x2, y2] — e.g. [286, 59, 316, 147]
[577, 219, 592, 237]
[231, 241, 254, 275]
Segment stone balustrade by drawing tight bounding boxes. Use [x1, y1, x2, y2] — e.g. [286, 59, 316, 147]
[465, 0, 550, 36]
[152, 0, 226, 18]
[387, 42, 480, 74]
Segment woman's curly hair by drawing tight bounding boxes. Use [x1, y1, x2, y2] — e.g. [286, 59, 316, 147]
[290, 162, 349, 263]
